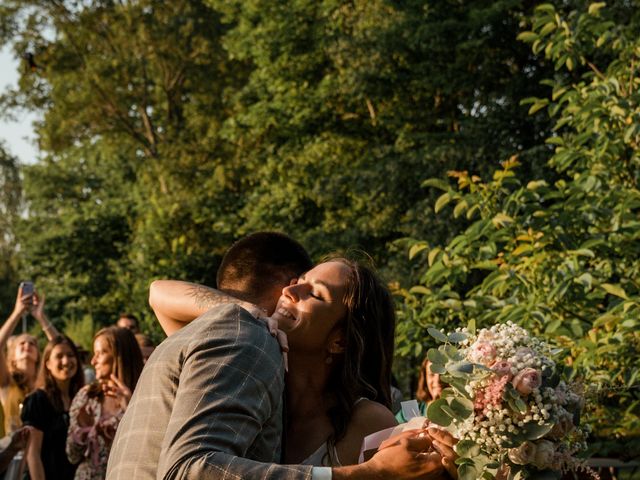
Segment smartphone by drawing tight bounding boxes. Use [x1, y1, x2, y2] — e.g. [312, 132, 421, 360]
[19, 281, 34, 295]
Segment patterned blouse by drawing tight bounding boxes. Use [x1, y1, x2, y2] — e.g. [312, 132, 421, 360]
[66, 385, 124, 480]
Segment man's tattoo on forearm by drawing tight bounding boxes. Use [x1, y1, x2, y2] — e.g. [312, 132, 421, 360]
[186, 285, 228, 309]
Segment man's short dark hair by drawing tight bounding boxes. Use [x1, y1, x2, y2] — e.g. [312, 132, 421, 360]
[119, 313, 139, 326]
[217, 232, 312, 301]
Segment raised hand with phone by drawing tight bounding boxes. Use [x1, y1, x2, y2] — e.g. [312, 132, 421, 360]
[0, 283, 41, 436]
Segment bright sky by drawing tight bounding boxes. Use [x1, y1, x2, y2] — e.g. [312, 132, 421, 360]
[0, 46, 40, 165]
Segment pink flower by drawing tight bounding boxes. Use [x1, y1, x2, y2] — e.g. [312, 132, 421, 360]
[491, 360, 514, 381]
[469, 341, 497, 365]
[533, 440, 555, 469]
[508, 441, 536, 465]
[474, 375, 509, 412]
[512, 368, 542, 395]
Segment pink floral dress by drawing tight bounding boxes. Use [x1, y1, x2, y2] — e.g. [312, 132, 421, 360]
[66, 385, 124, 480]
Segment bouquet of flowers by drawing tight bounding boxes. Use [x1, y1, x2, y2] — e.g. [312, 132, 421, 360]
[425, 321, 593, 480]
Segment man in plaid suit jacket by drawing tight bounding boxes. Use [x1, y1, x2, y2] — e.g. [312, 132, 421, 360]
[107, 233, 447, 480]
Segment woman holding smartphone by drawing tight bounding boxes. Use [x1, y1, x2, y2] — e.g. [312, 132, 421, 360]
[0, 284, 60, 435]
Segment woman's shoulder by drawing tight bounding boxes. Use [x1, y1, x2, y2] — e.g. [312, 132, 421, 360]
[336, 399, 397, 465]
[23, 388, 50, 409]
[350, 398, 397, 432]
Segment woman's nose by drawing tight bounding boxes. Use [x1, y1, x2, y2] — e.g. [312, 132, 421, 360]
[90, 355, 97, 366]
[283, 283, 300, 302]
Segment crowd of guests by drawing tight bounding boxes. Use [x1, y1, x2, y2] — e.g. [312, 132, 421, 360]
[0, 287, 154, 480]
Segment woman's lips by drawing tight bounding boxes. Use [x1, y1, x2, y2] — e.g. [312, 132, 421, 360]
[274, 305, 297, 331]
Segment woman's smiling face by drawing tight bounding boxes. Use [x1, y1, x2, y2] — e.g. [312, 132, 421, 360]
[272, 261, 350, 351]
[91, 335, 114, 380]
[46, 342, 78, 383]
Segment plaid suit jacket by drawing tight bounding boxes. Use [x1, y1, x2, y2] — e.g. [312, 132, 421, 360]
[106, 304, 312, 480]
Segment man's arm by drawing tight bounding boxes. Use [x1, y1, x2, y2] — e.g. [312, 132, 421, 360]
[161, 428, 445, 480]
[149, 280, 262, 336]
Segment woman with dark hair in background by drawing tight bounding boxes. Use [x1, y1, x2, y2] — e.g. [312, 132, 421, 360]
[151, 257, 399, 466]
[22, 335, 85, 480]
[66, 327, 143, 480]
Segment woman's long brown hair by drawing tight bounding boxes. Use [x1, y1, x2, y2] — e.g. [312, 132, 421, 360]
[87, 327, 143, 399]
[36, 335, 85, 412]
[324, 258, 396, 462]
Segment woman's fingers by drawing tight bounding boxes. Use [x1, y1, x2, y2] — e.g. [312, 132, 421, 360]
[266, 317, 278, 336]
[276, 330, 289, 372]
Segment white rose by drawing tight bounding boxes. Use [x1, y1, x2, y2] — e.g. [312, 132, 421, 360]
[533, 440, 555, 469]
[508, 441, 537, 465]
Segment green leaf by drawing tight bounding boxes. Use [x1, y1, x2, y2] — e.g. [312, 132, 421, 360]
[492, 213, 514, 228]
[448, 361, 475, 378]
[448, 331, 468, 343]
[435, 193, 452, 213]
[409, 285, 430, 295]
[455, 439, 481, 457]
[467, 318, 476, 335]
[427, 348, 448, 366]
[409, 243, 428, 260]
[421, 178, 451, 191]
[522, 422, 554, 440]
[453, 199, 468, 218]
[601, 283, 628, 299]
[514, 397, 528, 413]
[588, 2, 606, 15]
[517, 31, 538, 42]
[428, 327, 448, 343]
[427, 399, 453, 426]
[441, 404, 461, 420]
[428, 248, 442, 267]
[512, 244, 533, 256]
[450, 397, 474, 418]
[458, 463, 478, 480]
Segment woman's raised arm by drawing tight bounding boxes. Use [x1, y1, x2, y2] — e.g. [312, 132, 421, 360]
[0, 286, 33, 387]
[148, 280, 263, 336]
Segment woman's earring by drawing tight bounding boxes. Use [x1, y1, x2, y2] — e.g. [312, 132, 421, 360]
[325, 356, 333, 365]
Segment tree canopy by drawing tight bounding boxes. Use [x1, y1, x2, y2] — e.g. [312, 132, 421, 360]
[0, 0, 638, 453]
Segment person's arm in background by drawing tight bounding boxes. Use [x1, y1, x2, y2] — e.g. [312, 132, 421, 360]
[0, 286, 33, 388]
[31, 293, 61, 341]
[149, 280, 264, 336]
[0, 426, 31, 475]
[24, 428, 45, 480]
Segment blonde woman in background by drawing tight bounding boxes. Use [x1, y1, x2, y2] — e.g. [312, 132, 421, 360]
[0, 286, 60, 435]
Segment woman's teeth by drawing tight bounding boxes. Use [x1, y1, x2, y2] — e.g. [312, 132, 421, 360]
[278, 307, 294, 320]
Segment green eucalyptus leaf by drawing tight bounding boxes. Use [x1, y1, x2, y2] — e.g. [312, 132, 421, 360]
[458, 463, 478, 480]
[448, 331, 468, 343]
[522, 422, 554, 440]
[428, 327, 448, 343]
[427, 348, 448, 366]
[455, 439, 481, 457]
[450, 397, 474, 418]
[426, 399, 453, 426]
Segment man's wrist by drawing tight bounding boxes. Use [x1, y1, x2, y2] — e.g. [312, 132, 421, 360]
[331, 463, 376, 480]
